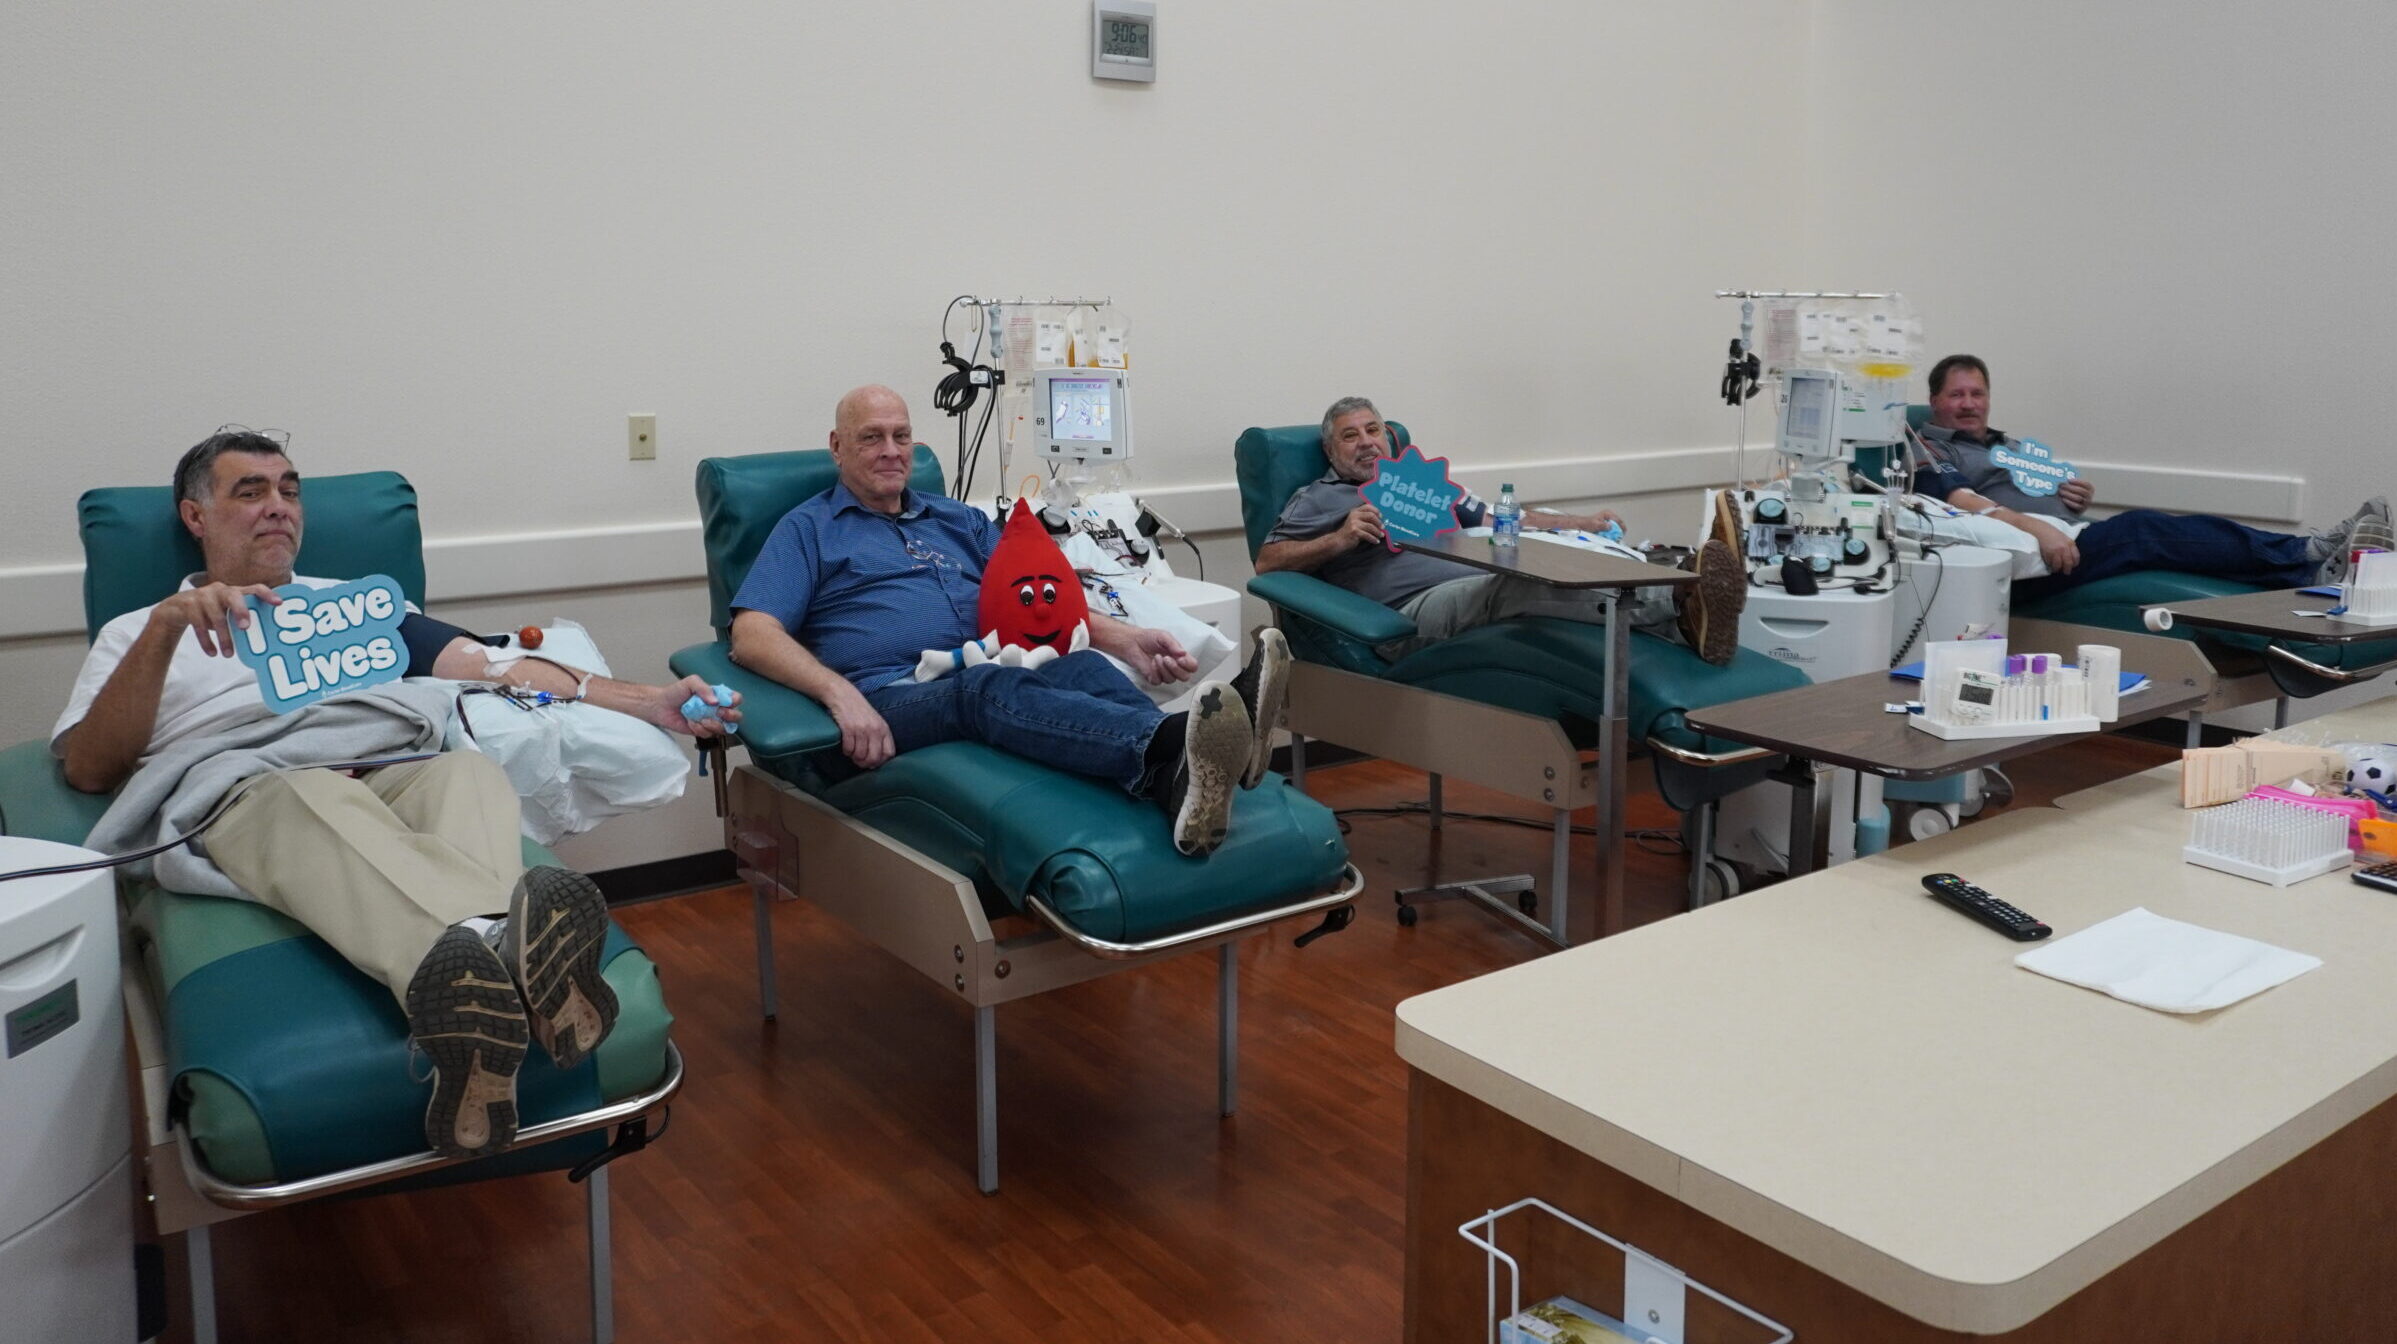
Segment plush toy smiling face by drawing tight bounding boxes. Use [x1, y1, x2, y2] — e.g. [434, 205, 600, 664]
[979, 499, 1090, 653]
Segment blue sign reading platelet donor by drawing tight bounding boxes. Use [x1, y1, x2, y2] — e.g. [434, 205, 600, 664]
[233, 575, 409, 713]
[1358, 445, 1468, 547]
[1988, 436, 2078, 499]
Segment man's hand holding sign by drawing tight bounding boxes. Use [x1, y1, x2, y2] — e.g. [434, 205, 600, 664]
[233, 574, 409, 712]
[1990, 436, 2080, 502]
[1986, 437, 2086, 573]
[1357, 444, 1467, 547]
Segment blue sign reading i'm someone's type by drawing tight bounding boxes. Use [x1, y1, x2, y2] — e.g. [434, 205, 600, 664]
[1988, 436, 2078, 499]
[1358, 445, 1467, 545]
[233, 575, 409, 713]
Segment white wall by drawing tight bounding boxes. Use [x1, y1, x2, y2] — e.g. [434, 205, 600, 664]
[1804, 0, 2395, 528]
[0, 0, 1809, 575]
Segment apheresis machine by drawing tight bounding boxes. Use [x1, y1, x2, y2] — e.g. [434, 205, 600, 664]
[1705, 293, 2016, 883]
[931, 297, 1239, 694]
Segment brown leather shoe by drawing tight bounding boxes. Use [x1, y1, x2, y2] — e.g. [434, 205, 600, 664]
[1709, 487, 1745, 554]
[1678, 538, 1749, 667]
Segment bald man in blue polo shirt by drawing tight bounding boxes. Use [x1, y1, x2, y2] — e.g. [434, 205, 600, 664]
[729, 385, 1288, 857]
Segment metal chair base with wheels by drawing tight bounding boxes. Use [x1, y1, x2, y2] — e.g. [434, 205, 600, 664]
[1388, 771, 1575, 947]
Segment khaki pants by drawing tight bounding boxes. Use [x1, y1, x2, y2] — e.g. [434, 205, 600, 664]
[1378, 573, 1684, 662]
[208, 752, 527, 1005]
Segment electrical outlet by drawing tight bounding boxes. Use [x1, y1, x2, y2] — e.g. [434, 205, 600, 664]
[628, 413, 657, 461]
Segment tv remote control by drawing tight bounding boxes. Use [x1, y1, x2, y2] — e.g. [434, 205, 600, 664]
[2355, 860, 2397, 895]
[1920, 873, 2052, 941]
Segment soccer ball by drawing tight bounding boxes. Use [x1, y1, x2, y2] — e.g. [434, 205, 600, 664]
[2334, 742, 2397, 796]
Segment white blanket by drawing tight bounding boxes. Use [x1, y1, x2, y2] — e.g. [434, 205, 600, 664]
[1889, 495, 2090, 580]
[445, 621, 689, 844]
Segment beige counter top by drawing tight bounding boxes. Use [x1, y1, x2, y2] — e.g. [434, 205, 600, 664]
[1396, 804, 2397, 1333]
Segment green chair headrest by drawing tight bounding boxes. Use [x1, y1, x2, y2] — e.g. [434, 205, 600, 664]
[77, 471, 426, 641]
[693, 445, 945, 638]
[1231, 420, 1410, 561]
[1906, 403, 1931, 430]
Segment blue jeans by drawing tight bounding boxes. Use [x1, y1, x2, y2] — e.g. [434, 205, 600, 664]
[2012, 509, 2314, 604]
[866, 650, 1165, 793]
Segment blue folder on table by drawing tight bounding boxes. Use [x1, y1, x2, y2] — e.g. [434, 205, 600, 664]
[1891, 661, 2150, 694]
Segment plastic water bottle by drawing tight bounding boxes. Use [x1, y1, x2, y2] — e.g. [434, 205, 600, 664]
[1492, 483, 1521, 548]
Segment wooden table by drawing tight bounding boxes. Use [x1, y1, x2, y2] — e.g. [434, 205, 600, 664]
[1682, 649, 2210, 875]
[1396, 533, 1695, 943]
[1398, 801, 2397, 1340]
[2153, 589, 2397, 722]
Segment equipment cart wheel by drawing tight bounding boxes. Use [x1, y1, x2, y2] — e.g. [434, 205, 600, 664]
[1517, 890, 1539, 916]
[1904, 804, 1956, 841]
[1698, 858, 1741, 904]
[1396, 903, 1419, 927]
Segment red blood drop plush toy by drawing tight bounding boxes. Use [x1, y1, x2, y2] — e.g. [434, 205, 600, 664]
[914, 499, 1092, 681]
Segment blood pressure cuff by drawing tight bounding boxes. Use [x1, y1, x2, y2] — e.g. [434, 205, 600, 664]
[399, 612, 478, 677]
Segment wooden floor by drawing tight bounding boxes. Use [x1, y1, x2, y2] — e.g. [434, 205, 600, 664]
[192, 737, 2173, 1342]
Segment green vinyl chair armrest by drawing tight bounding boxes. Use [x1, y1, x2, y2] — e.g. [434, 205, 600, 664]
[667, 641, 840, 758]
[0, 739, 114, 847]
[1245, 571, 1417, 647]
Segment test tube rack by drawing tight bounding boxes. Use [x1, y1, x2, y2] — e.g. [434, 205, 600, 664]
[2184, 796, 2353, 886]
[1911, 708, 2102, 741]
[1910, 660, 2101, 741]
[2339, 551, 2397, 625]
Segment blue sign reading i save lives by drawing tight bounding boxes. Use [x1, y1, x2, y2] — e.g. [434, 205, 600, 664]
[1988, 436, 2078, 498]
[1358, 445, 1467, 544]
[233, 575, 409, 713]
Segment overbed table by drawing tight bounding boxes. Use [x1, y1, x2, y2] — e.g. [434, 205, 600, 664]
[1394, 533, 1694, 941]
[1681, 636, 2212, 875]
[2151, 588, 2397, 727]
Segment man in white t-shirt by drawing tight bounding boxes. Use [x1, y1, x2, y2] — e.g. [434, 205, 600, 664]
[53, 428, 736, 1160]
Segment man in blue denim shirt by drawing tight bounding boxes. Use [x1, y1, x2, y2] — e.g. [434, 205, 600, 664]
[1910, 355, 2390, 602]
[730, 385, 1289, 856]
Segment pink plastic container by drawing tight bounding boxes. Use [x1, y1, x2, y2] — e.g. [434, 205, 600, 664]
[2248, 786, 2379, 851]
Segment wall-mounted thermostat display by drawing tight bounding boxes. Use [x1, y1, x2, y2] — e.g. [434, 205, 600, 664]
[1093, 1, 1156, 83]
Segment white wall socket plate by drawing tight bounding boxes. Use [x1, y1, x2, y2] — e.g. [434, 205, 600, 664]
[629, 413, 657, 461]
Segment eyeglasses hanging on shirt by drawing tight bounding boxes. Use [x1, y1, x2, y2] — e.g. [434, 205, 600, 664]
[901, 533, 966, 574]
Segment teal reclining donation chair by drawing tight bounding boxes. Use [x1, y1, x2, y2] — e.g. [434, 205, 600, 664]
[1235, 423, 1808, 941]
[1896, 405, 2397, 731]
[0, 471, 679, 1344]
[667, 445, 1359, 1194]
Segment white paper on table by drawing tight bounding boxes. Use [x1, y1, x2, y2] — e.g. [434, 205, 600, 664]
[2014, 907, 2321, 1014]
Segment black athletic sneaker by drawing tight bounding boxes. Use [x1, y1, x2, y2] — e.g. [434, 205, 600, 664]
[1163, 681, 1251, 856]
[406, 925, 530, 1160]
[495, 867, 619, 1071]
[1677, 538, 1749, 667]
[1229, 627, 1291, 789]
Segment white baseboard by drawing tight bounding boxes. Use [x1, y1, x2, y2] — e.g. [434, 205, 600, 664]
[0, 446, 2309, 639]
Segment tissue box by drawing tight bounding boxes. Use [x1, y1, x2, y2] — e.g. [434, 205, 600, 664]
[1500, 1296, 1648, 1344]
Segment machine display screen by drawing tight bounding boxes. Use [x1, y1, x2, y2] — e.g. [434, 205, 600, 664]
[1050, 378, 1115, 442]
[1785, 375, 1830, 445]
[1101, 18, 1151, 60]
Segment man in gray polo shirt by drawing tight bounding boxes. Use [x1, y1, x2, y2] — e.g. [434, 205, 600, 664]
[1256, 396, 1747, 665]
[1910, 354, 2391, 603]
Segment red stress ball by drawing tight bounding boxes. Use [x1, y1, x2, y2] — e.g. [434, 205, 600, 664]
[517, 626, 544, 649]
